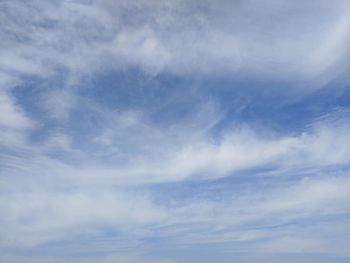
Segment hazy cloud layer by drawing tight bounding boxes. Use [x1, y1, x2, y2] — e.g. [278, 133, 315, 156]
[1, 1, 350, 262]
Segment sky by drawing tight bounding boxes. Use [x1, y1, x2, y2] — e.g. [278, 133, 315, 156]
[1, 1, 350, 262]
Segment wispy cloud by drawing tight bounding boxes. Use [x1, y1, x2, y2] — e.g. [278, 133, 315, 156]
[1, 1, 350, 262]
[1, 0, 350, 80]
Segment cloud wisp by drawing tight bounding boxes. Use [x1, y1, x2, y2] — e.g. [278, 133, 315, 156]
[1, 1, 350, 262]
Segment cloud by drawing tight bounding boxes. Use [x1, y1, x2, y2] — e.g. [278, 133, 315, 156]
[0, 88, 33, 130]
[2, 98, 350, 185]
[1, 1, 350, 262]
[1, 0, 349, 81]
[1, 109, 350, 255]
[0, 187, 166, 248]
[39, 89, 77, 120]
[74, 109, 350, 183]
[153, 175, 350, 256]
[0, 254, 176, 263]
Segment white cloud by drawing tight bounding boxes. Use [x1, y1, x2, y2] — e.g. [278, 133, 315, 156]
[79, 111, 350, 183]
[2, 103, 350, 185]
[1, 106, 350, 255]
[40, 88, 77, 120]
[0, 187, 166, 248]
[0, 89, 33, 130]
[1, 1, 350, 261]
[1, 0, 349, 81]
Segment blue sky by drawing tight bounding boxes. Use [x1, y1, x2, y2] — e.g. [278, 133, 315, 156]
[1, 1, 350, 262]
